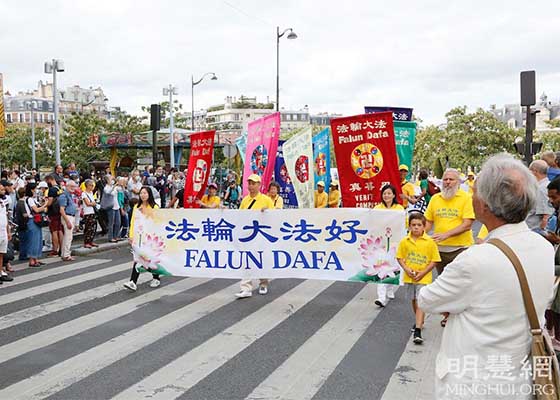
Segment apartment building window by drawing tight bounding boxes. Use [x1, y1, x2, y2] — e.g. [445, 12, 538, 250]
[6, 114, 11, 123]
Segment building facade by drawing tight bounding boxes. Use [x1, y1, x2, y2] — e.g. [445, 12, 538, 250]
[489, 93, 560, 131]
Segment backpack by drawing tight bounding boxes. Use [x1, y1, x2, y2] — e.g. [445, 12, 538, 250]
[427, 180, 441, 196]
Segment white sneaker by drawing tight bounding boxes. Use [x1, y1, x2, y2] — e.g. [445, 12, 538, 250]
[258, 285, 268, 295]
[150, 279, 161, 288]
[374, 299, 386, 307]
[387, 292, 395, 300]
[123, 281, 137, 292]
[235, 290, 252, 299]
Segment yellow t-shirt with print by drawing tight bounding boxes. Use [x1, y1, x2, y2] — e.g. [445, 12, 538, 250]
[401, 180, 416, 208]
[424, 189, 475, 247]
[328, 190, 341, 208]
[201, 195, 221, 208]
[314, 191, 328, 208]
[240, 192, 274, 210]
[396, 232, 441, 284]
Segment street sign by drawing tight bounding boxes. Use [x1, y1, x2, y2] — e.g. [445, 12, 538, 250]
[222, 143, 237, 159]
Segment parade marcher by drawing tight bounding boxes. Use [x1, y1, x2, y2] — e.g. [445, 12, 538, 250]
[373, 184, 405, 307]
[398, 165, 417, 209]
[424, 168, 475, 327]
[314, 181, 328, 208]
[45, 174, 64, 257]
[418, 154, 554, 399]
[24, 183, 47, 267]
[267, 181, 283, 209]
[328, 180, 341, 208]
[198, 183, 221, 209]
[397, 212, 440, 344]
[123, 186, 161, 291]
[465, 171, 475, 194]
[58, 180, 78, 261]
[235, 174, 274, 299]
[81, 179, 99, 248]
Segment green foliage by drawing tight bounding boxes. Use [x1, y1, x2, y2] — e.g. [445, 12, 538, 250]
[537, 130, 560, 152]
[61, 113, 111, 170]
[0, 125, 55, 169]
[231, 101, 274, 110]
[207, 105, 224, 112]
[545, 119, 560, 129]
[414, 107, 518, 174]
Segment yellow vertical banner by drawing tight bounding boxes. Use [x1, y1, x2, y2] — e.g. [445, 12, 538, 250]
[0, 73, 5, 138]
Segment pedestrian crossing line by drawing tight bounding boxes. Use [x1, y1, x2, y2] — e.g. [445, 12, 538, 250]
[2, 258, 108, 287]
[246, 284, 383, 400]
[0, 262, 131, 306]
[0, 265, 129, 331]
[0, 277, 208, 366]
[112, 279, 334, 400]
[0, 282, 242, 400]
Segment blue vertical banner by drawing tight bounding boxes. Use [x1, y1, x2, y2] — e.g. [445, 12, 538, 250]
[364, 106, 413, 122]
[312, 128, 331, 193]
[235, 131, 248, 166]
[274, 140, 299, 208]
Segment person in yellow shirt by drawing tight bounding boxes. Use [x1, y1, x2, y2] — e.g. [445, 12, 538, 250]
[267, 181, 284, 209]
[398, 164, 417, 208]
[328, 180, 341, 208]
[397, 212, 441, 344]
[236, 174, 274, 299]
[198, 183, 221, 209]
[465, 171, 475, 194]
[373, 184, 405, 307]
[314, 181, 328, 208]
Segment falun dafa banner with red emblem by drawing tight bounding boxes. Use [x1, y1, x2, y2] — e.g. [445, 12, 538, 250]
[330, 112, 401, 208]
[183, 130, 216, 208]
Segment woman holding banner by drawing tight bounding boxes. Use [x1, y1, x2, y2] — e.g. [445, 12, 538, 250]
[373, 184, 405, 307]
[123, 186, 161, 292]
[267, 181, 284, 209]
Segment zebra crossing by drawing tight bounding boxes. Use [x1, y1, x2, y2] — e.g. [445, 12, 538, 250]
[0, 248, 431, 400]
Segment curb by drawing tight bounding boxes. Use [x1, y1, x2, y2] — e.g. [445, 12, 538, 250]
[72, 240, 129, 256]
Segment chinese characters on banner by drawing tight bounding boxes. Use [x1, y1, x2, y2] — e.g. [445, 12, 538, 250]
[183, 130, 216, 208]
[364, 106, 414, 122]
[243, 112, 280, 195]
[131, 208, 405, 284]
[274, 140, 299, 208]
[330, 112, 401, 208]
[312, 128, 331, 193]
[393, 121, 417, 180]
[0, 74, 5, 138]
[283, 127, 315, 208]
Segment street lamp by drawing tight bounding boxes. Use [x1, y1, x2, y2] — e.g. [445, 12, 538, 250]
[276, 26, 297, 112]
[44, 59, 64, 165]
[25, 100, 37, 169]
[163, 84, 179, 168]
[191, 73, 217, 131]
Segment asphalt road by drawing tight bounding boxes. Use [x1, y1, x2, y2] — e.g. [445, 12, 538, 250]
[0, 247, 418, 400]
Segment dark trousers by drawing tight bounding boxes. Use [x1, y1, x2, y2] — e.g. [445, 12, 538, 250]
[435, 248, 467, 276]
[130, 262, 160, 284]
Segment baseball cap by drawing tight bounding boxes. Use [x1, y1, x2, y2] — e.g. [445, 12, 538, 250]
[37, 181, 49, 189]
[247, 174, 262, 183]
[317, 181, 325, 187]
[398, 164, 409, 172]
[330, 179, 339, 186]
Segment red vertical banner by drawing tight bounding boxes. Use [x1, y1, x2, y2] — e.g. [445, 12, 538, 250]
[330, 112, 401, 208]
[183, 130, 216, 208]
[242, 112, 280, 195]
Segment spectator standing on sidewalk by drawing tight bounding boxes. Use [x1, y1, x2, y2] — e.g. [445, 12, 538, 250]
[58, 180, 78, 261]
[0, 181, 14, 283]
[45, 174, 64, 257]
[24, 183, 47, 268]
[418, 154, 554, 399]
[81, 179, 99, 248]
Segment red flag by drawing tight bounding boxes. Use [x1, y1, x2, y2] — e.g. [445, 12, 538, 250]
[183, 130, 216, 208]
[330, 112, 401, 208]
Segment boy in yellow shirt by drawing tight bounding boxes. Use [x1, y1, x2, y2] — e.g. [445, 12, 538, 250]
[396, 212, 441, 344]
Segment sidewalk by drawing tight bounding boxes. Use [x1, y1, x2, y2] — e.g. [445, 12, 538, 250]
[380, 313, 441, 400]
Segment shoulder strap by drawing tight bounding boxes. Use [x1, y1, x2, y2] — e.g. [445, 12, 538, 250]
[487, 238, 541, 334]
[247, 199, 257, 210]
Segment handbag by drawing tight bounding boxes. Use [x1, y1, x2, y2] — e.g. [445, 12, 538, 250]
[27, 198, 50, 227]
[488, 238, 560, 400]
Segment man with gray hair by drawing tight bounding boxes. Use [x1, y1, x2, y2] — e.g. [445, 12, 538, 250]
[58, 180, 78, 261]
[419, 154, 554, 399]
[541, 150, 560, 182]
[527, 159, 554, 234]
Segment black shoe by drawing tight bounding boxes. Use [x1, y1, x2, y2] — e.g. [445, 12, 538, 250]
[0, 274, 14, 282]
[413, 328, 423, 344]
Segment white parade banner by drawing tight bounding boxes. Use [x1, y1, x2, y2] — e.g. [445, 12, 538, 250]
[283, 127, 315, 208]
[131, 208, 406, 285]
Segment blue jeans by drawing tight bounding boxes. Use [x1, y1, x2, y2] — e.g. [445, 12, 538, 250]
[120, 211, 129, 238]
[107, 209, 121, 241]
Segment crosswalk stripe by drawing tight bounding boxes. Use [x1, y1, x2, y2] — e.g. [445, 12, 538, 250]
[246, 284, 383, 400]
[0, 277, 208, 365]
[0, 262, 131, 305]
[0, 281, 241, 400]
[112, 279, 334, 400]
[1, 258, 108, 287]
[0, 262, 130, 331]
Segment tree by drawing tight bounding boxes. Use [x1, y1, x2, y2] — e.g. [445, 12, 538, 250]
[414, 106, 518, 173]
[0, 125, 55, 169]
[537, 130, 560, 152]
[61, 113, 111, 170]
[546, 119, 560, 129]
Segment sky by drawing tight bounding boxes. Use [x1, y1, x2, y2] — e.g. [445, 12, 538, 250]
[1, 0, 559, 125]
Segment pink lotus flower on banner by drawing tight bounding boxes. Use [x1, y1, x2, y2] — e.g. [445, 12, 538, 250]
[358, 234, 400, 280]
[132, 234, 165, 271]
